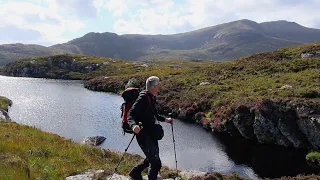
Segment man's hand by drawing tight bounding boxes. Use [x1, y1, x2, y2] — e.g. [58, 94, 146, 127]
[133, 125, 141, 134]
[165, 118, 173, 124]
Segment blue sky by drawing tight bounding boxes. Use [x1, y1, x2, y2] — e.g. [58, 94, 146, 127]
[0, 0, 320, 46]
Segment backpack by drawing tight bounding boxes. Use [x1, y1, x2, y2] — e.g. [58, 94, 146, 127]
[120, 88, 151, 134]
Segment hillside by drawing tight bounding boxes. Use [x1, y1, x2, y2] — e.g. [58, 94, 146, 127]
[0, 43, 67, 66]
[1, 19, 320, 65]
[52, 19, 320, 61]
[2, 43, 320, 152]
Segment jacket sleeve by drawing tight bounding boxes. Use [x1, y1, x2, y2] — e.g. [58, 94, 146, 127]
[127, 94, 148, 129]
[155, 99, 165, 122]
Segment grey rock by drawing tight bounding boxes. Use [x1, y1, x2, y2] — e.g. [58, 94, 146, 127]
[301, 53, 315, 58]
[232, 105, 255, 139]
[0, 108, 10, 121]
[280, 85, 293, 90]
[179, 170, 206, 179]
[301, 52, 320, 58]
[66, 173, 94, 180]
[199, 82, 211, 86]
[66, 170, 105, 180]
[254, 112, 292, 147]
[297, 117, 320, 150]
[253, 101, 293, 147]
[83, 136, 106, 146]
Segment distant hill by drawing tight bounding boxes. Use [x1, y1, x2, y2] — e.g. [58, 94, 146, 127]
[2, 19, 320, 65]
[0, 44, 67, 66]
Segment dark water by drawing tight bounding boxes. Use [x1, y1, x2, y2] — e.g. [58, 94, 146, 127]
[0, 76, 318, 179]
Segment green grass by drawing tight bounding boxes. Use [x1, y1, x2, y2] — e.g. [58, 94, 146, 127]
[306, 152, 320, 162]
[0, 96, 12, 111]
[0, 121, 144, 179]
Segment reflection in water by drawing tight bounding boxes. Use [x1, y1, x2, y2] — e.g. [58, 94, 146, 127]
[213, 133, 319, 179]
[0, 76, 318, 179]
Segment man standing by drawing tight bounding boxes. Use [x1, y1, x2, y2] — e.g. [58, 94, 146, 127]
[128, 76, 173, 180]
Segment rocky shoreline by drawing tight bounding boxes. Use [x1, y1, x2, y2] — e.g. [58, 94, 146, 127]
[84, 78, 320, 151]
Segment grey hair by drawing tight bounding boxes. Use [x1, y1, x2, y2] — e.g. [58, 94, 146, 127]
[146, 76, 160, 91]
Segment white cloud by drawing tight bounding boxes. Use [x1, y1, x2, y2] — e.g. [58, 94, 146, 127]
[109, 0, 320, 35]
[1, 0, 320, 45]
[49, 0, 98, 18]
[104, 0, 129, 17]
[0, 1, 86, 45]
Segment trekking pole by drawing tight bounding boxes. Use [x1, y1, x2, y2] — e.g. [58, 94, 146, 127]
[108, 123, 141, 180]
[169, 114, 178, 178]
[108, 134, 135, 180]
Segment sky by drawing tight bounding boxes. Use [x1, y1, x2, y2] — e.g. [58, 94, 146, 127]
[0, 0, 320, 46]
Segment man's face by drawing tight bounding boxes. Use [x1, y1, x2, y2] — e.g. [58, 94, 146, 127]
[153, 83, 160, 95]
[154, 85, 160, 94]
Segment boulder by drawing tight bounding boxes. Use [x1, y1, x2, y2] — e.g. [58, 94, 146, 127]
[102, 62, 109, 66]
[179, 170, 207, 179]
[251, 100, 312, 148]
[66, 173, 93, 180]
[297, 116, 320, 150]
[66, 170, 104, 180]
[301, 52, 320, 58]
[280, 85, 293, 90]
[83, 136, 106, 146]
[199, 82, 210, 86]
[0, 109, 10, 121]
[301, 53, 315, 58]
[253, 100, 293, 147]
[232, 105, 255, 139]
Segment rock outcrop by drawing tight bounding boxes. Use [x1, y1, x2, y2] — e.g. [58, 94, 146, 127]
[0, 96, 12, 121]
[0, 108, 10, 121]
[301, 52, 320, 58]
[2, 55, 102, 79]
[66, 170, 106, 180]
[83, 136, 106, 146]
[211, 99, 320, 150]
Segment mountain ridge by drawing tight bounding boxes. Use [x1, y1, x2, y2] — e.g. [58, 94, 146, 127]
[1, 19, 320, 65]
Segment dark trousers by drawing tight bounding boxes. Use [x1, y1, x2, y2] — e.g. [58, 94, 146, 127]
[130, 132, 162, 180]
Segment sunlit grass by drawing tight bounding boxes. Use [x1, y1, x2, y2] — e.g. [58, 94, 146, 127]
[0, 121, 142, 179]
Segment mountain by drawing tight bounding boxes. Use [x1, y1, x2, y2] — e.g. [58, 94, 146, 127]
[0, 43, 67, 66]
[51, 19, 320, 61]
[1, 19, 320, 65]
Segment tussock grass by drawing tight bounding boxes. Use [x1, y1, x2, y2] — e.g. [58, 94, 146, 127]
[0, 96, 12, 111]
[0, 121, 142, 179]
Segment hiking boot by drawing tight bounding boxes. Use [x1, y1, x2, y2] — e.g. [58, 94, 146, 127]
[129, 170, 143, 180]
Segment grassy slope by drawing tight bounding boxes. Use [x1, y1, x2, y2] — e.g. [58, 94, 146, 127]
[0, 97, 177, 179]
[0, 44, 69, 66]
[0, 96, 12, 112]
[83, 43, 320, 119]
[0, 120, 144, 179]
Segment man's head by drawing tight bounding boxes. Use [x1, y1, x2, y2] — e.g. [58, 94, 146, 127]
[146, 76, 160, 95]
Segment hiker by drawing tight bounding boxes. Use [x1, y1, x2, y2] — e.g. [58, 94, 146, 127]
[127, 76, 173, 180]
